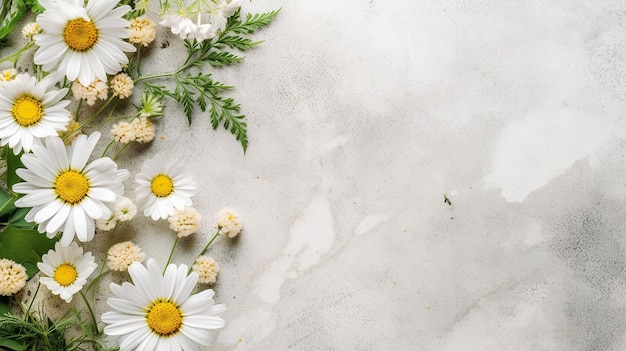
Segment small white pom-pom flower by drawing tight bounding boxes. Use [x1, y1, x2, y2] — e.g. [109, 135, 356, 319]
[22, 22, 41, 39]
[168, 206, 201, 238]
[0, 259, 27, 296]
[215, 208, 242, 238]
[106, 241, 146, 272]
[110, 73, 134, 99]
[132, 117, 155, 143]
[71, 78, 108, 106]
[111, 121, 136, 144]
[192, 256, 219, 284]
[129, 17, 156, 47]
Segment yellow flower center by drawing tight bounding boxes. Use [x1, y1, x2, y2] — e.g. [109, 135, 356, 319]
[54, 264, 78, 286]
[55, 170, 90, 204]
[147, 301, 183, 336]
[12, 96, 43, 126]
[151, 174, 173, 197]
[63, 18, 98, 52]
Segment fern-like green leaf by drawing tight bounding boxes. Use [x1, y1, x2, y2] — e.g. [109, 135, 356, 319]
[206, 51, 244, 66]
[215, 35, 261, 51]
[227, 8, 281, 34]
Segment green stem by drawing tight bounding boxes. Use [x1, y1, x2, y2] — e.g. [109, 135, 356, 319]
[0, 41, 35, 67]
[74, 99, 83, 121]
[85, 269, 111, 293]
[112, 143, 129, 161]
[79, 291, 100, 338]
[135, 45, 143, 77]
[25, 282, 40, 318]
[135, 72, 176, 83]
[62, 95, 116, 142]
[100, 139, 115, 158]
[164, 236, 180, 274]
[189, 229, 220, 273]
[80, 95, 115, 126]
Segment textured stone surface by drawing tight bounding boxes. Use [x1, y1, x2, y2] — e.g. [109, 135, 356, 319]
[7, 0, 626, 350]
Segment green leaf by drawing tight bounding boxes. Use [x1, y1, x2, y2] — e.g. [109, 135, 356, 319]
[7, 208, 34, 230]
[0, 189, 16, 218]
[226, 8, 281, 35]
[0, 336, 27, 351]
[24, 0, 44, 13]
[0, 225, 56, 278]
[0, 0, 26, 40]
[0, 297, 10, 317]
[215, 35, 260, 51]
[208, 96, 248, 152]
[6, 151, 24, 190]
[205, 51, 244, 66]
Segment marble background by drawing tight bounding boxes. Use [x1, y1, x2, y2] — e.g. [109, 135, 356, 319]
[103, 0, 626, 350]
[8, 0, 626, 350]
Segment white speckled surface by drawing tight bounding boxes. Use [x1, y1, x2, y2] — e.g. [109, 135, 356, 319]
[8, 0, 626, 349]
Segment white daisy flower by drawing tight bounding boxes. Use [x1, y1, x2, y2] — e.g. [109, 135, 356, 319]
[37, 241, 97, 303]
[135, 155, 196, 220]
[13, 132, 129, 246]
[102, 259, 227, 350]
[0, 73, 71, 155]
[33, 0, 137, 86]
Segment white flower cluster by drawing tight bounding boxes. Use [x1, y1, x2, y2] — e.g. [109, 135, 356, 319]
[160, 0, 242, 41]
[216, 207, 243, 238]
[111, 117, 156, 144]
[129, 17, 156, 47]
[95, 197, 138, 231]
[192, 256, 219, 284]
[106, 241, 146, 271]
[168, 206, 202, 238]
[0, 259, 27, 296]
[71, 78, 108, 106]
